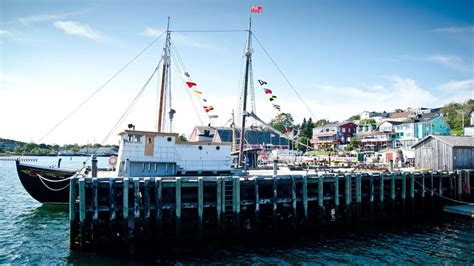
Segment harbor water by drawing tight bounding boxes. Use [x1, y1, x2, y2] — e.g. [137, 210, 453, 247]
[1, 156, 473, 264]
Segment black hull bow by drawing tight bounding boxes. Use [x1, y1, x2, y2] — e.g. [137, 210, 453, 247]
[15, 160, 78, 204]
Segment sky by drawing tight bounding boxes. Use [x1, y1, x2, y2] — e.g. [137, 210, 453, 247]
[1, 0, 473, 145]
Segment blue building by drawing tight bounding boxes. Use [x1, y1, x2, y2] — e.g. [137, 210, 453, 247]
[394, 113, 450, 148]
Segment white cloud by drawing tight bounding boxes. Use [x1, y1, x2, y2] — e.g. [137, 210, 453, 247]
[0, 30, 12, 37]
[267, 76, 438, 123]
[53, 20, 104, 41]
[438, 79, 474, 91]
[19, 11, 83, 26]
[141, 27, 217, 49]
[433, 26, 474, 33]
[425, 55, 470, 72]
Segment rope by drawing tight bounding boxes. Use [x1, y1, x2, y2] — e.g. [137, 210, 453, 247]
[34, 31, 167, 146]
[37, 173, 71, 183]
[37, 174, 70, 191]
[414, 178, 473, 205]
[252, 32, 318, 122]
[99, 58, 164, 146]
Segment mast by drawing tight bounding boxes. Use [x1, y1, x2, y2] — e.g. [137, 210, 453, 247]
[157, 17, 171, 133]
[238, 18, 253, 167]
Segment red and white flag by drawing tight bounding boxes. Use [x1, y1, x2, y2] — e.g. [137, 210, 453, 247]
[251, 5, 263, 13]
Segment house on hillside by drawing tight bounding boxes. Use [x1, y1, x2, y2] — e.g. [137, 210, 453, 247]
[389, 111, 413, 122]
[464, 110, 474, 137]
[312, 122, 357, 149]
[358, 131, 394, 151]
[412, 135, 474, 171]
[393, 113, 450, 148]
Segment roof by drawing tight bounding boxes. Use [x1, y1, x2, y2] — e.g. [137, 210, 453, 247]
[194, 126, 289, 146]
[379, 120, 403, 125]
[413, 112, 441, 122]
[412, 135, 474, 148]
[315, 121, 356, 131]
[389, 111, 412, 119]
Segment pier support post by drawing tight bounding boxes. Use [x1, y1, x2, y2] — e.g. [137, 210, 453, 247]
[334, 175, 340, 210]
[92, 178, 98, 248]
[133, 178, 140, 219]
[154, 177, 162, 239]
[302, 175, 308, 222]
[272, 176, 278, 229]
[410, 173, 415, 199]
[273, 160, 278, 175]
[318, 176, 324, 222]
[216, 177, 222, 235]
[232, 176, 240, 233]
[457, 170, 463, 200]
[175, 177, 182, 239]
[123, 178, 129, 241]
[391, 173, 395, 201]
[109, 179, 116, 221]
[69, 177, 77, 249]
[78, 178, 86, 249]
[291, 176, 297, 228]
[380, 174, 384, 203]
[91, 155, 97, 178]
[198, 177, 204, 240]
[254, 177, 260, 228]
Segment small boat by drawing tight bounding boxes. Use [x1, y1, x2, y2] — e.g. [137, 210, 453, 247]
[16, 160, 81, 204]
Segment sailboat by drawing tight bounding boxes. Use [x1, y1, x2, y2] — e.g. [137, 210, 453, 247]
[16, 18, 240, 204]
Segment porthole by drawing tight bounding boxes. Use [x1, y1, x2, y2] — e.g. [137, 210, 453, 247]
[167, 137, 172, 142]
[216, 146, 220, 150]
[198, 146, 203, 150]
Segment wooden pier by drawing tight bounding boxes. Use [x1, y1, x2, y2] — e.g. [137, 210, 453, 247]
[69, 170, 473, 251]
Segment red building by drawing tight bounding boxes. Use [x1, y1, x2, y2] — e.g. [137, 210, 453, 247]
[311, 122, 357, 149]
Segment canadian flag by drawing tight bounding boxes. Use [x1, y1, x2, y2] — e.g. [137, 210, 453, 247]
[251, 5, 263, 13]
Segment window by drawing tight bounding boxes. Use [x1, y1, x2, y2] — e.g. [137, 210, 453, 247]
[342, 128, 346, 133]
[167, 137, 172, 142]
[216, 146, 220, 150]
[147, 137, 152, 144]
[348, 128, 351, 133]
[198, 146, 203, 150]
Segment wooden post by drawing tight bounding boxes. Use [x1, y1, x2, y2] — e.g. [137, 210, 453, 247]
[272, 176, 278, 229]
[356, 174, 362, 204]
[318, 176, 324, 222]
[254, 177, 260, 226]
[123, 178, 129, 220]
[232, 176, 240, 233]
[133, 178, 140, 219]
[144, 178, 151, 220]
[410, 173, 415, 199]
[154, 177, 162, 239]
[466, 170, 471, 197]
[345, 174, 351, 206]
[69, 177, 77, 249]
[303, 175, 308, 221]
[109, 178, 116, 221]
[457, 170, 462, 199]
[430, 172, 434, 197]
[175, 177, 182, 239]
[439, 172, 443, 196]
[78, 178, 86, 249]
[380, 174, 384, 203]
[391, 173, 395, 201]
[421, 173, 425, 198]
[198, 177, 204, 240]
[216, 177, 222, 234]
[91, 178, 98, 221]
[369, 175, 374, 204]
[401, 173, 406, 200]
[291, 175, 297, 226]
[334, 175, 340, 209]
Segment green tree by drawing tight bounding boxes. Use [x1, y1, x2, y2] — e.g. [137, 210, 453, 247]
[314, 119, 330, 127]
[178, 134, 187, 141]
[294, 136, 309, 152]
[348, 114, 360, 121]
[359, 118, 376, 125]
[270, 113, 294, 133]
[442, 99, 474, 135]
